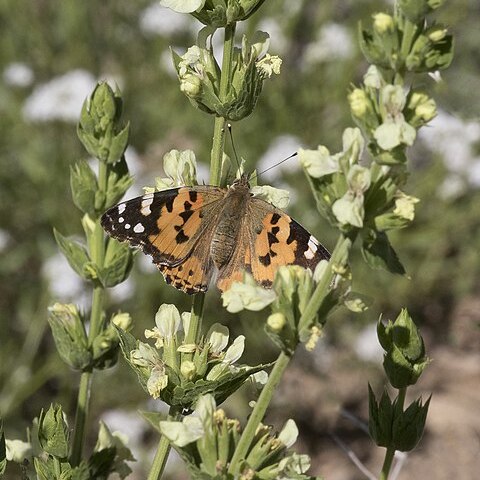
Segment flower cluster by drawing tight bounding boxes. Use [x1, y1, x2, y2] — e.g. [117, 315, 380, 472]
[116, 304, 267, 410]
[172, 31, 281, 120]
[159, 394, 317, 479]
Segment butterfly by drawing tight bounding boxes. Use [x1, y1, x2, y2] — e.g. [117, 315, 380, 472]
[101, 174, 330, 294]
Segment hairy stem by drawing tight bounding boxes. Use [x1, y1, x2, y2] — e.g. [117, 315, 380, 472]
[228, 351, 291, 474]
[147, 433, 172, 480]
[210, 22, 236, 186]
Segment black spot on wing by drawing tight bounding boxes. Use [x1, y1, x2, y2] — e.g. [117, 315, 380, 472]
[259, 253, 271, 266]
[271, 213, 281, 225]
[175, 229, 189, 244]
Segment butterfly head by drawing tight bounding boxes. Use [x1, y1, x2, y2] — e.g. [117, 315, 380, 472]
[231, 172, 251, 190]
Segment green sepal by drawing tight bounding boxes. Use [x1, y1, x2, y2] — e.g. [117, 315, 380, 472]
[91, 322, 120, 370]
[53, 228, 98, 282]
[0, 420, 6, 475]
[191, 0, 267, 27]
[37, 404, 69, 458]
[48, 304, 92, 371]
[405, 34, 454, 73]
[378, 309, 429, 388]
[71, 462, 91, 480]
[34, 456, 74, 480]
[138, 411, 168, 434]
[104, 156, 133, 210]
[368, 385, 394, 448]
[358, 22, 392, 69]
[361, 230, 406, 275]
[398, 0, 445, 23]
[99, 238, 133, 288]
[368, 141, 407, 165]
[392, 395, 431, 451]
[116, 327, 151, 391]
[70, 160, 98, 216]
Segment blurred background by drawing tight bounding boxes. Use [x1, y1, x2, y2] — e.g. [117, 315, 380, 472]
[1, 0, 479, 478]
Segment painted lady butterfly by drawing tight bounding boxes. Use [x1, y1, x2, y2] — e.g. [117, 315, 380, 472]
[101, 174, 330, 294]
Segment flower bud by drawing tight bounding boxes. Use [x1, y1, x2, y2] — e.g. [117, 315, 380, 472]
[372, 13, 394, 34]
[428, 27, 447, 42]
[147, 365, 169, 399]
[180, 74, 202, 97]
[111, 311, 132, 331]
[180, 360, 197, 381]
[393, 193, 420, 221]
[348, 88, 369, 117]
[267, 313, 286, 332]
[305, 326, 322, 351]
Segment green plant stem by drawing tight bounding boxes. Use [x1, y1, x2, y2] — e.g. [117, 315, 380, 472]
[70, 162, 109, 466]
[228, 351, 291, 474]
[210, 22, 236, 186]
[147, 433, 172, 480]
[70, 370, 92, 466]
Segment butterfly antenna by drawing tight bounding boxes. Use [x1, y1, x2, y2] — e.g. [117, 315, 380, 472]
[226, 123, 242, 173]
[249, 151, 298, 182]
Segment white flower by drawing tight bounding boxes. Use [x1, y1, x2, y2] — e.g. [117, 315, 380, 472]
[6, 439, 32, 462]
[139, 3, 195, 36]
[222, 273, 276, 313]
[3, 62, 34, 87]
[277, 419, 298, 448]
[332, 191, 365, 228]
[147, 365, 169, 398]
[251, 185, 290, 209]
[299, 146, 340, 178]
[207, 323, 229, 354]
[23, 69, 96, 123]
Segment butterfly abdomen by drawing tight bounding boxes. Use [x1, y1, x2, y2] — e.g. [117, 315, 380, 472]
[210, 187, 249, 269]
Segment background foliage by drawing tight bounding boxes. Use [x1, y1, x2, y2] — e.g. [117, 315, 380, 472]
[1, 0, 479, 478]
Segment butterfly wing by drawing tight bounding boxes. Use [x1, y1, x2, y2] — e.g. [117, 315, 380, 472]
[101, 186, 225, 292]
[246, 198, 330, 288]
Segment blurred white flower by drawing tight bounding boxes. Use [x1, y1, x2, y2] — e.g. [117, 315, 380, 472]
[102, 409, 146, 459]
[437, 174, 465, 200]
[354, 324, 384, 362]
[109, 277, 135, 302]
[303, 23, 353, 66]
[42, 252, 89, 308]
[23, 69, 96, 123]
[3, 62, 34, 87]
[139, 3, 196, 36]
[420, 110, 480, 190]
[256, 135, 301, 181]
[0, 229, 10, 252]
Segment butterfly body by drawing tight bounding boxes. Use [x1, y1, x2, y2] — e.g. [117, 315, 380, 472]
[101, 175, 330, 295]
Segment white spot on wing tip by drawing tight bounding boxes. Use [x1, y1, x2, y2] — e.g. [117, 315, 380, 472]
[141, 195, 154, 216]
[305, 235, 318, 260]
[118, 204, 126, 214]
[125, 223, 131, 229]
[133, 223, 145, 233]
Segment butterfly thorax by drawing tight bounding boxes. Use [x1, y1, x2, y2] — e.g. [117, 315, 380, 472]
[210, 182, 251, 268]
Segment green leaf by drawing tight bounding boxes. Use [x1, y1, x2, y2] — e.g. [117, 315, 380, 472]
[361, 230, 406, 275]
[70, 160, 98, 216]
[88, 447, 117, 479]
[53, 229, 98, 282]
[100, 239, 133, 288]
[166, 364, 270, 410]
